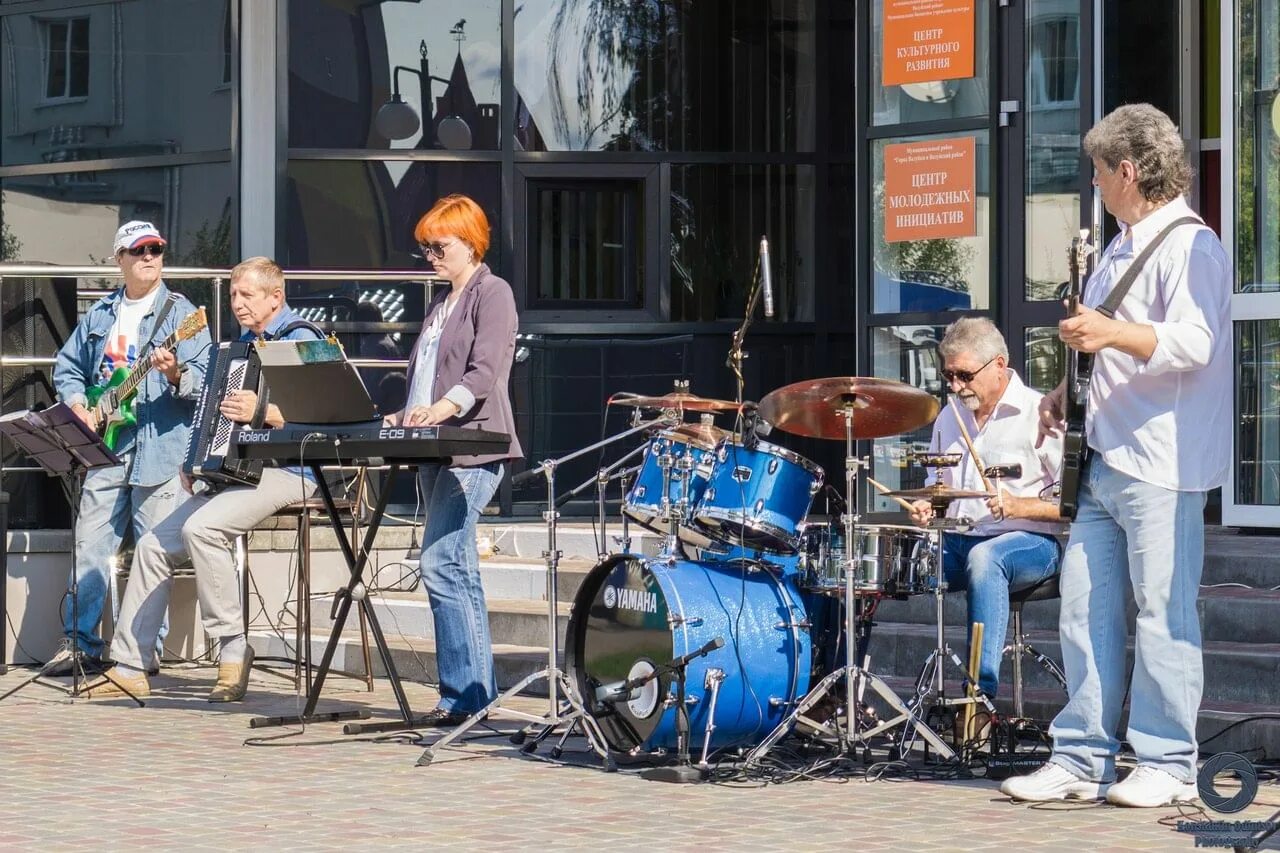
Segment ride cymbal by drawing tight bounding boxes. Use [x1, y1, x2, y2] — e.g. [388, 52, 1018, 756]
[609, 391, 746, 413]
[758, 377, 939, 440]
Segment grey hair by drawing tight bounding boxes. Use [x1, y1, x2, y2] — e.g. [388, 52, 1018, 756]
[938, 317, 1008, 364]
[1083, 103, 1193, 202]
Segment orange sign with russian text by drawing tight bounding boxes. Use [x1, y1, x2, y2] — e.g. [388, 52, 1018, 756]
[883, 136, 976, 243]
[882, 0, 975, 87]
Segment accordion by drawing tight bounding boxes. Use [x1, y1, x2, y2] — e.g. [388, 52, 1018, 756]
[183, 341, 263, 487]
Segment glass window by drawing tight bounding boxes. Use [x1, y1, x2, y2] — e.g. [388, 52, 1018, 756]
[514, 0, 817, 152]
[1236, 321, 1280, 505]
[1235, 0, 1280, 292]
[1025, 1, 1081, 301]
[871, 131, 990, 314]
[669, 164, 815, 321]
[871, 0, 990, 127]
[284, 159, 501, 286]
[288, 0, 501, 151]
[1024, 326, 1064, 393]
[528, 180, 644, 308]
[868, 324, 946, 512]
[1, 1, 234, 167]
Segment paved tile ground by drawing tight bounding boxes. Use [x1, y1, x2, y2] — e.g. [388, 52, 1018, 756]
[0, 664, 1277, 852]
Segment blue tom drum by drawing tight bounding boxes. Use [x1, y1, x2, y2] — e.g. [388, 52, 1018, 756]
[692, 439, 823, 554]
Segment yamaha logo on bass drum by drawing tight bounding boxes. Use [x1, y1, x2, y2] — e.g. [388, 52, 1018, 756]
[602, 585, 658, 614]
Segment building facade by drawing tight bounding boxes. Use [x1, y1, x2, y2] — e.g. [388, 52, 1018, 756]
[0, 0, 1273, 526]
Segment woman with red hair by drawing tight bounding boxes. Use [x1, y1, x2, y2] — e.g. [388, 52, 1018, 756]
[386, 194, 523, 725]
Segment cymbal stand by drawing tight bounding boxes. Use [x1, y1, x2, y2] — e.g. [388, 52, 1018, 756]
[746, 400, 955, 765]
[418, 415, 674, 768]
[895, 501, 995, 759]
[589, 441, 647, 561]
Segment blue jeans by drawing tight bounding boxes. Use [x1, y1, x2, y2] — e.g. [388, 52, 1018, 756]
[943, 530, 1061, 696]
[417, 461, 504, 713]
[1049, 457, 1206, 783]
[67, 458, 177, 659]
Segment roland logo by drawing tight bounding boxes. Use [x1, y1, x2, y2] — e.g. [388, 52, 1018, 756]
[604, 585, 658, 614]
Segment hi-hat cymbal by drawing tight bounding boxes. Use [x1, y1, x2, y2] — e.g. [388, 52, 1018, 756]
[884, 484, 993, 501]
[609, 391, 746, 413]
[758, 377, 939, 440]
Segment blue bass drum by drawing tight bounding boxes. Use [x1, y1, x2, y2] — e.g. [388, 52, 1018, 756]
[567, 555, 812, 756]
[692, 439, 823, 554]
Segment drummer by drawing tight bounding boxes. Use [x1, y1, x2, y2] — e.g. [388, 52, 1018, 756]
[907, 317, 1065, 705]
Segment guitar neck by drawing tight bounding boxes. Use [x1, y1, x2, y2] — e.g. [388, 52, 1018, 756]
[116, 328, 180, 399]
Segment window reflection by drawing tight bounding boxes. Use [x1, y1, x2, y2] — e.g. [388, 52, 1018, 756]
[0, 0, 233, 167]
[1025, 1, 1081, 301]
[871, 0, 990, 127]
[1235, 0, 1280, 292]
[514, 0, 816, 152]
[871, 132, 990, 314]
[669, 164, 815, 321]
[288, 0, 501, 150]
[1237, 321, 1280, 505]
[868, 325, 946, 512]
[1024, 326, 1065, 393]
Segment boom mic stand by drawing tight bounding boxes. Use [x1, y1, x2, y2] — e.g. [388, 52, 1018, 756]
[417, 414, 676, 768]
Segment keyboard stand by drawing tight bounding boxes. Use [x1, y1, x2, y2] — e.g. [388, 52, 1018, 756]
[249, 462, 428, 732]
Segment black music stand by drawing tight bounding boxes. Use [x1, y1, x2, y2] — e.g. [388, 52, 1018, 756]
[0, 404, 140, 704]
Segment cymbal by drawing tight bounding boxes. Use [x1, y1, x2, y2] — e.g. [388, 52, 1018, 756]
[668, 421, 732, 448]
[609, 391, 745, 413]
[758, 377, 939, 440]
[884, 484, 994, 501]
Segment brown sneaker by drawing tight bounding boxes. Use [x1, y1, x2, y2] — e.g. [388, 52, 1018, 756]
[81, 666, 151, 700]
[209, 646, 255, 703]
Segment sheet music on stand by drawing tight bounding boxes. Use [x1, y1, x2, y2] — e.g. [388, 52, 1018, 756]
[0, 403, 121, 474]
[253, 338, 378, 425]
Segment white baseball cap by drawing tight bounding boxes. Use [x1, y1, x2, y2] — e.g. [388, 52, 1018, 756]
[112, 220, 166, 254]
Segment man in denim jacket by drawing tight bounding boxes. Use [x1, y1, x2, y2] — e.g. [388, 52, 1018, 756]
[46, 221, 211, 675]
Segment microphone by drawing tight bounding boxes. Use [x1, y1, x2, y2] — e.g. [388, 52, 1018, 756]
[610, 636, 727, 698]
[759, 236, 775, 319]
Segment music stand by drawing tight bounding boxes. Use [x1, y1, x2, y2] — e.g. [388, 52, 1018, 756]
[0, 403, 140, 704]
[253, 338, 378, 424]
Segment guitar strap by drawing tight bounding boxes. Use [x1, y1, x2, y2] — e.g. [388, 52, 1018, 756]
[137, 293, 179, 361]
[1094, 216, 1203, 318]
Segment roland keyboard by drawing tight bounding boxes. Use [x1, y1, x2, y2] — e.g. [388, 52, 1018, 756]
[231, 424, 510, 465]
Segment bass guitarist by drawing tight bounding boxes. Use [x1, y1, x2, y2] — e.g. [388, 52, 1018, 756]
[47, 221, 212, 676]
[1001, 104, 1231, 808]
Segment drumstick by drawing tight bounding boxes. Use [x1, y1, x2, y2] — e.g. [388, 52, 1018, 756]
[864, 476, 916, 512]
[948, 397, 994, 493]
[963, 621, 984, 743]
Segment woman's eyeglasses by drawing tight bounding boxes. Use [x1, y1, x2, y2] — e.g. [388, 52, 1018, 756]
[940, 355, 998, 384]
[418, 240, 456, 259]
[124, 244, 165, 257]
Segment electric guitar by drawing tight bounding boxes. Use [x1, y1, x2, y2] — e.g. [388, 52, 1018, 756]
[86, 307, 208, 451]
[1058, 230, 1096, 520]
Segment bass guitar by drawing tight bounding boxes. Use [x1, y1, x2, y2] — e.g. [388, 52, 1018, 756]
[1058, 230, 1095, 520]
[86, 307, 208, 451]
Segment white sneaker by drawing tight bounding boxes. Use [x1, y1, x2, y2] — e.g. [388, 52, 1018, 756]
[1105, 765, 1199, 808]
[1000, 762, 1113, 802]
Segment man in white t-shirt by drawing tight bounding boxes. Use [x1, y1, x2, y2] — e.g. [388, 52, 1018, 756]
[1001, 104, 1231, 808]
[908, 318, 1065, 709]
[47, 221, 210, 677]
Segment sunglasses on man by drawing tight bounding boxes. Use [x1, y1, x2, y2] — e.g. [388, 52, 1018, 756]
[122, 244, 165, 257]
[940, 355, 998, 384]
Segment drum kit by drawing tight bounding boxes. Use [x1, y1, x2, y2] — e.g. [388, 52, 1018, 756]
[553, 375, 998, 775]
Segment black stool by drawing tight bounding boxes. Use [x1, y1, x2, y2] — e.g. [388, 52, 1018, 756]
[1003, 574, 1067, 718]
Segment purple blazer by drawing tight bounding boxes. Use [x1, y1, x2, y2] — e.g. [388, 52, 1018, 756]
[404, 263, 523, 467]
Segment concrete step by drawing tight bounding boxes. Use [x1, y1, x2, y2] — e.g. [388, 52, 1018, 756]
[247, 630, 557, 697]
[476, 522, 667, 563]
[869, 622, 1280, 707]
[309, 591, 572, 649]
[870, 585, 1280, 645]
[1203, 529, 1280, 587]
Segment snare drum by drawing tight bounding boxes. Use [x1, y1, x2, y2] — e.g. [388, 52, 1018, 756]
[799, 522, 931, 597]
[692, 440, 823, 554]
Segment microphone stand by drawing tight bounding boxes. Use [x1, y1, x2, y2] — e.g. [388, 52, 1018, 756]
[726, 249, 766, 409]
